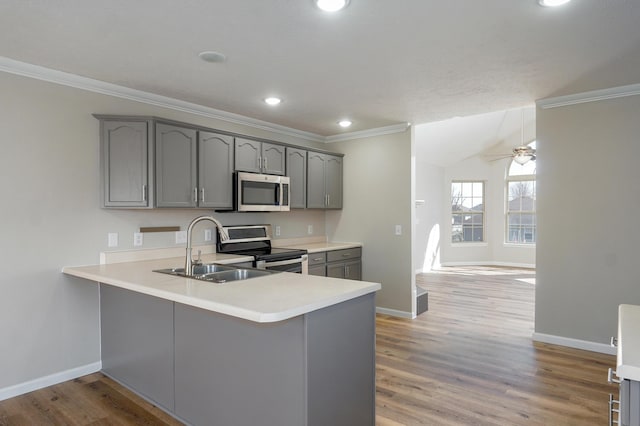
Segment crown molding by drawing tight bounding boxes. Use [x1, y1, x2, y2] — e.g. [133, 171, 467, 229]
[0, 56, 325, 142]
[537, 82, 640, 109]
[324, 122, 411, 143]
[0, 56, 413, 144]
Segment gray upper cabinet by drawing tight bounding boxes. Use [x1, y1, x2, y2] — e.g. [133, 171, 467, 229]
[307, 152, 343, 209]
[100, 119, 152, 208]
[235, 138, 285, 175]
[155, 123, 198, 208]
[286, 147, 307, 209]
[199, 131, 234, 209]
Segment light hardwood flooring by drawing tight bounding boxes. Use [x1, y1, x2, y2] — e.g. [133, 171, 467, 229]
[376, 266, 616, 425]
[0, 266, 616, 425]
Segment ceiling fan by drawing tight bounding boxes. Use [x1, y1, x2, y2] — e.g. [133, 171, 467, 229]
[488, 145, 536, 164]
[486, 109, 536, 165]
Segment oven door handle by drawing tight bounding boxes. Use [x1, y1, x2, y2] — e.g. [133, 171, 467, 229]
[257, 255, 308, 268]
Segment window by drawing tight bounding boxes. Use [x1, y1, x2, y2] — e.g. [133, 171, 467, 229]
[506, 141, 536, 244]
[451, 181, 484, 243]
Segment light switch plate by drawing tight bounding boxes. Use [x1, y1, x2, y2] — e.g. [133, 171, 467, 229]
[107, 233, 118, 248]
[307, 225, 313, 235]
[395, 225, 402, 236]
[275, 226, 281, 237]
[133, 232, 143, 247]
[175, 230, 187, 244]
[204, 228, 212, 241]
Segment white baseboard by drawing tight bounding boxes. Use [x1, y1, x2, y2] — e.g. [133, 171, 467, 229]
[0, 361, 102, 402]
[440, 261, 535, 269]
[532, 332, 616, 355]
[376, 307, 415, 319]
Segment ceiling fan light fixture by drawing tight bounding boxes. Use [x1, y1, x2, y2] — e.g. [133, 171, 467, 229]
[513, 154, 533, 165]
[338, 119, 352, 128]
[537, 0, 571, 7]
[315, 0, 350, 12]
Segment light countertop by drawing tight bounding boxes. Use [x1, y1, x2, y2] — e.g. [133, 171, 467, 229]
[617, 304, 640, 381]
[276, 241, 362, 253]
[63, 254, 380, 324]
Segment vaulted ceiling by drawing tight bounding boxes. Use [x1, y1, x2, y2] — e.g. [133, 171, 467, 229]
[1, 1, 639, 138]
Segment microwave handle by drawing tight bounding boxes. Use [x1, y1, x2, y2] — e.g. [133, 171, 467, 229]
[275, 183, 281, 206]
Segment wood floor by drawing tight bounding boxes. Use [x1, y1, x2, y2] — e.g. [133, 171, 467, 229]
[376, 266, 615, 425]
[0, 266, 616, 425]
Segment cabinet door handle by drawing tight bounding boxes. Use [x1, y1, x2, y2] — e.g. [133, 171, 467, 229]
[345, 265, 350, 276]
[264, 157, 267, 170]
[611, 336, 618, 347]
[258, 156, 262, 170]
[193, 187, 198, 204]
[609, 393, 620, 426]
[200, 188, 205, 203]
[608, 368, 621, 385]
[312, 257, 324, 262]
[142, 185, 147, 202]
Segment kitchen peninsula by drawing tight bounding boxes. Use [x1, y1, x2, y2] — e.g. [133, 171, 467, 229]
[63, 253, 380, 426]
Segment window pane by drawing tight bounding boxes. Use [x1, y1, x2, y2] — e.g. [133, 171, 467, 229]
[452, 181, 484, 243]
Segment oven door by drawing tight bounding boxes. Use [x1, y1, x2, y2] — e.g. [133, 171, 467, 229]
[236, 172, 290, 212]
[256, 255, 308, 274]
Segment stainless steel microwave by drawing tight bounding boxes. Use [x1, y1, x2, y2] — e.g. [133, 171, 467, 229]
[235, 172, 290, 212]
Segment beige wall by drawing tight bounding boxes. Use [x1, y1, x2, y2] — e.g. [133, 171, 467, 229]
[325, 130, 414, 315]
[536, 93, 640, 346]
[0, 72, 328, 392]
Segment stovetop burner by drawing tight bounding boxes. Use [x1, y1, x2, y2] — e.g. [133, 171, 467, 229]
[216, 224, 307, 261]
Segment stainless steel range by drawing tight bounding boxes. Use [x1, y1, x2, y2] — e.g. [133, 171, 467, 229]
[216, 225, 308, 274]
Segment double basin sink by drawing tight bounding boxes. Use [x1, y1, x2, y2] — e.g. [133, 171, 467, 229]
[154, 264, 276, 284]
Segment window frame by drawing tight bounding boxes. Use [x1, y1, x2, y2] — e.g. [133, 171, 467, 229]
[451, 180, 485, 244]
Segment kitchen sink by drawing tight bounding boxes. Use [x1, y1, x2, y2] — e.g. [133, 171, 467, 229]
[153, 264, 277, 283]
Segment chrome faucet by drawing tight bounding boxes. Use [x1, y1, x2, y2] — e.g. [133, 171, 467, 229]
[185, 215, 230, 276]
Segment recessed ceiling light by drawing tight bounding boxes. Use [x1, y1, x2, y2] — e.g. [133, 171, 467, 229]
[338, 119, 352, 128]
[264, 97, 282, 106]
[198, 51, 226, 63]
[537, 0, 571, 7]
[315, 0, 350, 12]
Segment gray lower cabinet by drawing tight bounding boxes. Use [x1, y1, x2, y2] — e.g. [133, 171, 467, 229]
[99, 118, 152, 208]
[307, 152, 343, 209]
[100, 285, 375, 426]
[155, 123, 234, 209]
[310, 247, 362, 280]
[286, 147, 307, 209]
[235, 138, 285, 175]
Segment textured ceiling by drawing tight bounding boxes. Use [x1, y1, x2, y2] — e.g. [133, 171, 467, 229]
[1, 0, 639, 137]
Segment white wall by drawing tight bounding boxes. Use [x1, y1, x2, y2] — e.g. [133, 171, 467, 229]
[325, 130, 414, 316]
[536, 92, 640, 347]
[0, 72, 329, 393]
[414, 158, 444, 273]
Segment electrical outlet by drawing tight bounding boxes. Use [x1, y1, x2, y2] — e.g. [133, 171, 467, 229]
[307, 225, 313, 235]
[204, 228, 212, 241]
[395, 225, 402, 236]
[107, 233, 118, 248]
[175, 230, 187, 244]
[275, 226, 281, 237]
[133, 232, 143, 247]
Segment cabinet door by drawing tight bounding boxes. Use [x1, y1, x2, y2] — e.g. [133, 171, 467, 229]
[234, 138, 261, 173]
[286, 147, 307, 208]
[102, 120, 149, 207]
[307, 152, 327, 208]
[325, 155, 343, 209]
[326, 262, 346, 279]
[155, 123, 197, 207]
[344, 260, 362, 281]
[262, 142, 285, 175]
[199, 131, 234, 209]
[308, 264, 326, 277]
